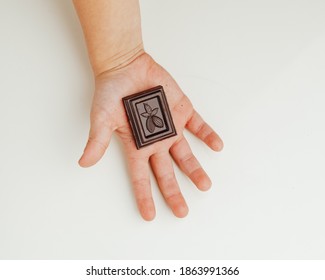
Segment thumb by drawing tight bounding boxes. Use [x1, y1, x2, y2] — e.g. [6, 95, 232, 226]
[78, 118, 113, 167]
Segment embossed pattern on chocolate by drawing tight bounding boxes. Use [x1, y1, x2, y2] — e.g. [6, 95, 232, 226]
[122, 85, 177, 149]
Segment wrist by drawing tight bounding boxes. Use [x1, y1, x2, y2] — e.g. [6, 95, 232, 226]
[93, 42, 145, 77]
[73, 0, 144, 77]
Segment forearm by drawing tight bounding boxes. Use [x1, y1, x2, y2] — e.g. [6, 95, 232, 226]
[73, 0, 144, 76]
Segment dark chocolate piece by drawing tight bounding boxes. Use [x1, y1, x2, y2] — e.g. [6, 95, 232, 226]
[123, 85, 177, 149]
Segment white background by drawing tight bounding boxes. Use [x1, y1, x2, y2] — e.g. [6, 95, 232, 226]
[0, 0, 324, 259]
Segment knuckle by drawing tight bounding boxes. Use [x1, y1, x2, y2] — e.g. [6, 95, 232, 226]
[180, 154, 200, 174]
[165, 191, 183, 202]
[87, 137, 108, 152]
[132, 178, 150, 200]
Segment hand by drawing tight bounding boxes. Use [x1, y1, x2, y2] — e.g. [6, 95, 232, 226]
[79, 53, 223, 221]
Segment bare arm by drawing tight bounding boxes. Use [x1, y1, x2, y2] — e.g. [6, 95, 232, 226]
[73, 0, 144, 76]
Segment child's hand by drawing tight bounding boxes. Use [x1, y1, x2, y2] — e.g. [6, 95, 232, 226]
[79, 53, 223, 221]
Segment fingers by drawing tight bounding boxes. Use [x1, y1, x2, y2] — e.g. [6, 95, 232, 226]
[79, 118, 113, 167]
[170, 136, 212, 191]
[150, 152, 188, 218]
[128, 157, 156, 221]
[186, 110, 223, 151]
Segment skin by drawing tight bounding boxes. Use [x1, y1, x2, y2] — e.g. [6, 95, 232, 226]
[73, 0, 223, 221]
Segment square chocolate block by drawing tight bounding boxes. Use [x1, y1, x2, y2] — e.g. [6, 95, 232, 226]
[123, 85, 177, 149]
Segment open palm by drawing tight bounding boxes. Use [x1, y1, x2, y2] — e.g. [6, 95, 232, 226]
[79, 53, 223, 221]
